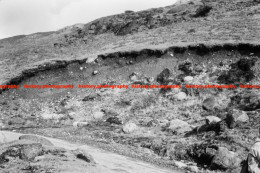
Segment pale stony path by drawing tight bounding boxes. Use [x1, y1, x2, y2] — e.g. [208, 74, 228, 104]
[0, 131, 183, 173]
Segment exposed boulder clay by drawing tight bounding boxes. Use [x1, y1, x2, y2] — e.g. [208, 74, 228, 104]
[218, 58, 257, 84]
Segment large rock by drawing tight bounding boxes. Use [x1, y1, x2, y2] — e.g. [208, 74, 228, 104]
[226, 109, 249, 129]
[169, 119, 192, 134]
[20, 143, 44, 161]
[202, 97, 216, 111]
[123, 122, 138, 133]
[0, 143, 44, 161]
[210, 147, 241, 170]
[205, 116, 221, 125]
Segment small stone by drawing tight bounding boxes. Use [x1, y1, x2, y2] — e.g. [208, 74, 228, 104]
[174, 92, 187, 101]
[184, 76, 194, 83]
[80, 67, 83, 70]
[123, 122, 138, 134]
[170, 53, 174, 57]
[92, 70, 98, 75]
[93, 111, 104, 120]
[169, 119, 192, 134]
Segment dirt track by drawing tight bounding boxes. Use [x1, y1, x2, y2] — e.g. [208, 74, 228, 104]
[0, 131, 182, 173]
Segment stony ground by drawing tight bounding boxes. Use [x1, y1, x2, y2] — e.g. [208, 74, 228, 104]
[1, 0, 260, 172]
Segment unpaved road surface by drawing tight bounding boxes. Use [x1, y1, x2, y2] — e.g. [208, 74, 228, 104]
[0, 131, 182, 173]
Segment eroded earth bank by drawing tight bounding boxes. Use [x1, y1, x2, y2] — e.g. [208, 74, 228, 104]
[1, 44, 260, 173]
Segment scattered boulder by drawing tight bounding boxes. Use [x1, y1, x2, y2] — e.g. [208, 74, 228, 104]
[205, 116, 221, 125]
[202, 97, 216, 111]
[174, 92, 187, 101]
[226, 109, 249, 129]
[156, 68, 171, 84]
[93, 111, 105, 120]
[123, 122, 138, 133]
[19, 135, 53, 146]
[169, 119, 192, 134]
[210, 147, 241, 170]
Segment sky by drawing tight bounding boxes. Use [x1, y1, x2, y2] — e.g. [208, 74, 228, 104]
[0, 0, 177, 39]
